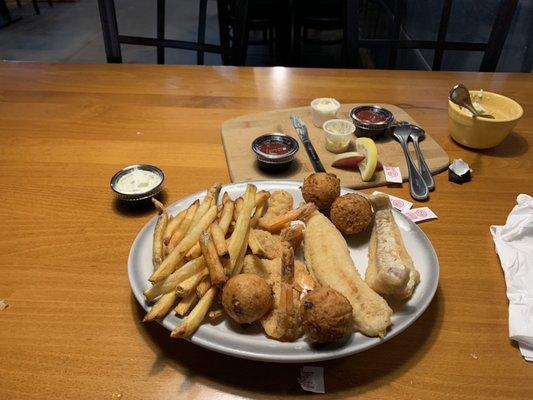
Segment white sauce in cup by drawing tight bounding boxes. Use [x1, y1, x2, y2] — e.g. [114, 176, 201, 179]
[115, 169, 162, 195]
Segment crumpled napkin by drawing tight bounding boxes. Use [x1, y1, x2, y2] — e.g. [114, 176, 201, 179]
[490, 194, 533, 362]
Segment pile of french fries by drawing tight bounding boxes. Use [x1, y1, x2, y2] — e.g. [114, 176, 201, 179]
[144, 183, 275, 338]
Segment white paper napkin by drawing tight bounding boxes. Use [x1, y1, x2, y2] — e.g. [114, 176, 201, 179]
[490, 194, 533, 362]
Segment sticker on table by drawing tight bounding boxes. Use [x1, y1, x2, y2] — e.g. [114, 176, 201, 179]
[403, 207, 438, 223]
[372, 191, 413, 213]
[383, 165, 403, 184]
[298, 366, 325, 393]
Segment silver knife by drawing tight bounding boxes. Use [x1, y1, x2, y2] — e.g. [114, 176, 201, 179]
[290, 114, 326, 173]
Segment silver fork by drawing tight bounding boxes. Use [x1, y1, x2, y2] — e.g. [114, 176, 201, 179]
[410, 126, 435, 190]
[392, 124, 429, 201]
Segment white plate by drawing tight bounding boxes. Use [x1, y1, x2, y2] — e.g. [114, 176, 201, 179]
[128, 181, 439, 363]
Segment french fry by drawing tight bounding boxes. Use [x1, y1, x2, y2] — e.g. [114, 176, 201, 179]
[249, 191, 269, 229]
[254, 191, 270, 207]
[152, 201, 169, 268]
[143, 291, 177, 322]
[200, 232, 227, 287]
[208, 309, 224, 321]
[218, 200, 234, 235]
[228, 184, 257, 275]
[222, 192, 231, 204]
[196, 275, 211, 297]
[210, 222, 228, 257]
[250, 202, 266, 229]
[174, 292, 197, 317]
[152, 198, 165, 213]
[232, 227, 250, 276]
[171, 286, 217, 337]
[163, 209, 187, 245]
[167, 200, 199, 253]
[186, 214, 228, 260]
[185, 242, 202, 260]
[233, 197, 243, 222]
[207, 183, 222, 203]
[144, 257, 206, 301]
[175, 268, 208, 297]
[262, 203, 317, 233]
[186, 184, 221, 235]
[150, 205, 217, 283]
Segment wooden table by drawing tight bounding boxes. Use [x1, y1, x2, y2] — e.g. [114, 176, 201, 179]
[0, 62, 532, 399]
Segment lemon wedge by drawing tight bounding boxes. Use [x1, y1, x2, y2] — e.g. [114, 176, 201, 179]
[355, 137, 378, 181]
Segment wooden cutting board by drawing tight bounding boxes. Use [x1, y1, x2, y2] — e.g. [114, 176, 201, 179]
[221, 104, 449, 189]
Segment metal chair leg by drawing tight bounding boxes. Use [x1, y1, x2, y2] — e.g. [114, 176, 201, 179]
[48, 0, 53, 7]
[292, 14, 302, 65]
[157, 0, 165, 64]
[345, 0, 362, 67]
[232, 0, 250, 65]
[97, 0, 122, 63]
[217, 0, 231, 65]
[16, 0, 22, 7]
[197, 0, 208, 65]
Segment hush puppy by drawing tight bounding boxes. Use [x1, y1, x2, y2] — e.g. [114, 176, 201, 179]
[300, 287, 354, 343]
[222, 274, 273, 324]
[330, 193, 373, 235]
[301, 172, 340, 210]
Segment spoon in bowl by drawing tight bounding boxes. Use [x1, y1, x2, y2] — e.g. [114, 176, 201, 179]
[449, 84, 495, 119]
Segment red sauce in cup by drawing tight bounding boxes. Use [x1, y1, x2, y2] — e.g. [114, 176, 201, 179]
[355, 109, 387, 123]
[258, 140, 290, 155]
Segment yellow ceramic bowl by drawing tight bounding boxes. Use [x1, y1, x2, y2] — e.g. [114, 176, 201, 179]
[448, 90, 523, 149]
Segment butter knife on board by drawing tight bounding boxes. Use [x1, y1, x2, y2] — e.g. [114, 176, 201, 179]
[290, 114, 326, 173]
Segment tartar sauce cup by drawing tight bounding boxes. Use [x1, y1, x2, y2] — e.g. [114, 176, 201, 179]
[323, 119, 356, 153]
[311, 98, 341, 128]
[110, 164, 165, 201]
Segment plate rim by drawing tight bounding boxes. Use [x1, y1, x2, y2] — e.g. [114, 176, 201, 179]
[128, 180, 439, 363]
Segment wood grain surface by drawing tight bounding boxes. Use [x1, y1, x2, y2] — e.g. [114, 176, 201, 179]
[221, 103, 449, 187]
[0, 62, 532, 400]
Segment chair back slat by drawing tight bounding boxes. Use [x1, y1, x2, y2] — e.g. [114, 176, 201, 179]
[432, 0, 453, 71]
[342, 0, 519, 71]
[480, 0, 519, 72]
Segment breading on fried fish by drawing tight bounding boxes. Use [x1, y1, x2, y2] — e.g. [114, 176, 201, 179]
[258, 190, 293, 230]
[248, 229, 284, 259]
[304, 212, 392, 337]
[366, 194, 420, 299]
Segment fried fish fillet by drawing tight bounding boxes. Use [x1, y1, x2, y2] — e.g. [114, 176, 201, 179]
[304, 212, 392, 337]
[366, 194, 420, 299]
[243, 255, 284, 339]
